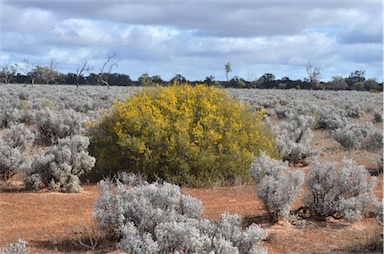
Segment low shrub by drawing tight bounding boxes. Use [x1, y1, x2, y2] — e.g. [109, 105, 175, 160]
[89, 84, 277, 186]
[306, 158, 377, 221]
[376, 199, 383, 225]
[343, 103, 365, 118]
[305, 160, 338, 217]
[274, 106, 295, 119]
[373, 111, 383, 123]
[93, 173, 267, 254]
[35, 109, 84, 145]
[249, 152, 305, 221]
[24, 135, 95, 192]
[0, 140, 30, 182]
[93, 172, 203, 239]
[0, 239, 29, 254]
[3, 124, 35, 152]
[332, 123, 383, 151]
[378, 154, 383, 174]
[312, 105, 349, 130]
[273, 115, 317, 165]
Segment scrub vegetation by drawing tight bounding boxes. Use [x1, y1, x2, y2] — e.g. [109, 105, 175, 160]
[0, 84, 382, 253]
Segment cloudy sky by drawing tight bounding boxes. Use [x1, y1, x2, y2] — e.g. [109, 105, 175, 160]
[1, 0, 383, 82]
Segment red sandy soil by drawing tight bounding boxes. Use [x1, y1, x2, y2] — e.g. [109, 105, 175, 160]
[0, 175, 382, 254]
[0, 130, 383, 253]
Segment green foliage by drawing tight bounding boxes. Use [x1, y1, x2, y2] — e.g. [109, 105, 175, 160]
[89, 84, 277, 186]
[369, 89, 379, 93]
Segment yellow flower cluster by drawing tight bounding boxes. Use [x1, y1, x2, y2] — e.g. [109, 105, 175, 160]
[90, 84, 277, 186]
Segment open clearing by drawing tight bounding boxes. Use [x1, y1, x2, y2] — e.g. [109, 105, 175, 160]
[0, 86, 383, 253]
[1, 129, 382, 253]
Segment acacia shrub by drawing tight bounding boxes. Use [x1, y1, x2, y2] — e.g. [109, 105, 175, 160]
[89, 84, 276, 186]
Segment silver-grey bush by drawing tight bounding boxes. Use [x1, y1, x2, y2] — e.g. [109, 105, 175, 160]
[273, 115, 318, 165]
[34, 109, 84, 145]
[306, 158, 377, 221]
[249, 152, 304, 221]
[0, 239, 29, 254]
[0, 140, 30, 182]
[332, 122, 383, 150]
[94, 173, 267, 253]
[24, 135, 95, 192]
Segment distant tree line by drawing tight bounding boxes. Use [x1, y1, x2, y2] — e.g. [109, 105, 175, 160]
[0, 60, 382, 91]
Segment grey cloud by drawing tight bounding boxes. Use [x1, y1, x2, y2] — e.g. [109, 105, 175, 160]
[1, 0, 382, 81]
[6, 1, 381, 38]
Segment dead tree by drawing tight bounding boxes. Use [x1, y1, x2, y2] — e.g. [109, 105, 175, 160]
[75, 59, 91, 88]
[23, 59, 36, 85]
[46, 59, 58, 85]
[306, 62, 322, 86]
[98, 55, 118, 89]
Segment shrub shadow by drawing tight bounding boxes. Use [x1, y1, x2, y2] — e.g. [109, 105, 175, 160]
[30, 237, 116, 253]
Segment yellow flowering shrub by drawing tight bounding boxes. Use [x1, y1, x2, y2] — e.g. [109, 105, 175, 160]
[89, 84, 277, 186]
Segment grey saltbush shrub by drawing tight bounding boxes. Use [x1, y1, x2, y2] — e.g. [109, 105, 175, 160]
[0, 140, 30, 182]
[0, 107, 19, 129]
[15, 107, 36, 125]
[34, 109, 84, 145]
[312, 105, 349, 130]
[373, 111, 383, 123]
[378, 155, 383, 174]
[24, 135, 95, 192]
[152, 214, 266, 254]
[249, 152, 304, 221]
[0, 95, 19, 128]
[332, 122, 383, 150]
[93, 172, 203, 239]
[0, 239, 29, 254]
[343, 103, 365, 118]
[306, 160, 338, 217]
[275, 106, 295, 119]
[306, 159, 377, 221]
[94, 173, 267, 253]
[248, 151, 288, 184]
[376, 199, 383, 225]
[337, 159, 377, 221]
[3, 124, 35, 151]
[273, 115, 318, 165]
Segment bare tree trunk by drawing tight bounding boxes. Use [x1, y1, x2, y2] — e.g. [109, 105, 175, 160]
[76, 59, 91, 88]
[98, 54, 117, 89]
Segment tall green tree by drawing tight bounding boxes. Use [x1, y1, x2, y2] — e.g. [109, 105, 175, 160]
[138, 73, 152, 86]
[346, 70, 365, 85]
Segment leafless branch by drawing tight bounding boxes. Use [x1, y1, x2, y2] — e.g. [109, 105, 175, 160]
[23, 59, 37, 85]
[98, 54, 118, 89]
[70, 222, 104, 253]
[306, 61, 322, 85]
[76, 59, 92, 87]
